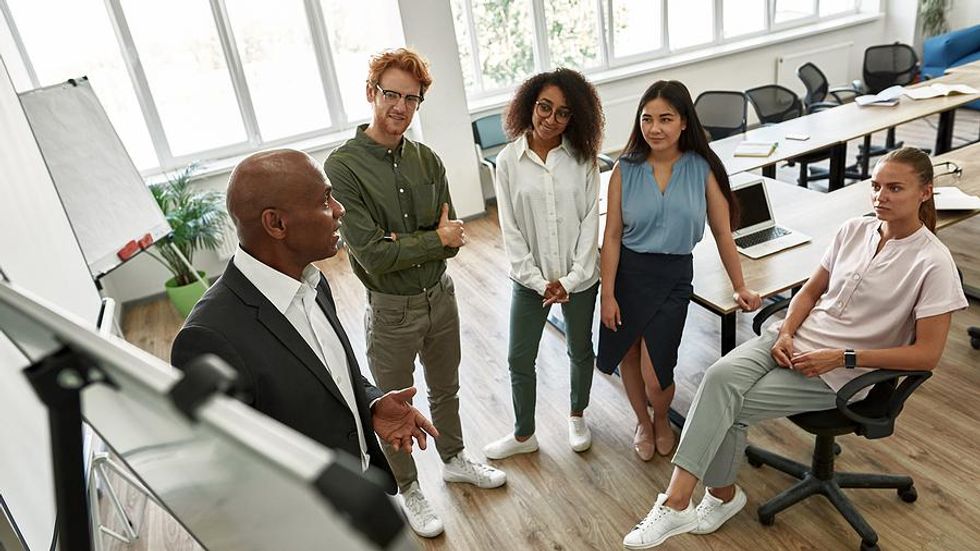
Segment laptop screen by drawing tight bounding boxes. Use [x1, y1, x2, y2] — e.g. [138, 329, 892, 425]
[733, 182, 772, 231]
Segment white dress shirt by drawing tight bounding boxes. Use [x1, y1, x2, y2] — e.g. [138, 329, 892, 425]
[233, 247, 371, 470]
[494, 134, 600, 295]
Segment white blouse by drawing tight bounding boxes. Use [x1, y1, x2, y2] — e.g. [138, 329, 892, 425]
[494, 135, 600, 295]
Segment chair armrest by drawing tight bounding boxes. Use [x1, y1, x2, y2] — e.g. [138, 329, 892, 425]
[752, 298, 790, 336]
[806, 102, 840, 114]
[597, 153, 615, 172]
[835, 369, 932, 439]
[828, 87, 859, 104]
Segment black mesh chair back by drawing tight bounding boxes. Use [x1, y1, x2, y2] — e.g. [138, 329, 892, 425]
[745, 84, 802, 125]
[694, 91, 747, 141]
[797, 62, 829, 107]
[863, 43, 919, 94]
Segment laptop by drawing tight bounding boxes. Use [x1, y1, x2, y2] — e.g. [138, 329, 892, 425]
[731, 179, 811, 259]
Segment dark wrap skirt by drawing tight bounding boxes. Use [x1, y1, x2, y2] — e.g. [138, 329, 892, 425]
[597, 247, 694, 390]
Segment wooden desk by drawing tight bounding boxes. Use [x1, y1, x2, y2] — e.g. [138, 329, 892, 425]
[945, 60, 980, 75]
[712, 69, 980, 191]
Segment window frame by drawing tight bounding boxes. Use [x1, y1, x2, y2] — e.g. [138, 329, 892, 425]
[0, 0, 388, 175]
[454, 0, 860, 97]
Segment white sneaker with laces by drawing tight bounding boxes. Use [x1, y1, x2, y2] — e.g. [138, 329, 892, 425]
[623, 493, 698, 549]
[691, 485, 747, 535]
[483, 433, 539, 459]
[568, 416, 592, 452]
[442, 452, 507, 488]
[398, 482, 443, 538]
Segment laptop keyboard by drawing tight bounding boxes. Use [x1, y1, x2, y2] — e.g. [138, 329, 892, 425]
[736, 226, 790, 249]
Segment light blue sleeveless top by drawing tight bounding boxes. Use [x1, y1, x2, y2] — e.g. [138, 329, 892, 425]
[620, 151, 709, 255]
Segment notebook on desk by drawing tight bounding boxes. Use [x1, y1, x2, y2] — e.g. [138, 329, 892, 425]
[731, 179, 811, 259]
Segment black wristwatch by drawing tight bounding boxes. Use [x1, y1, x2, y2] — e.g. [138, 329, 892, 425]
[844, 349, 857, 369]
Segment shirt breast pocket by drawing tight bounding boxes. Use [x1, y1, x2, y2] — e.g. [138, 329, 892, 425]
[412, 181, 439, 228]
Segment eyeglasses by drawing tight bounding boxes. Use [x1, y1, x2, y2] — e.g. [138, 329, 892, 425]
[534, 100, 572, 124]
[373, 82, 423, 110]
[932, 160, 962, 180]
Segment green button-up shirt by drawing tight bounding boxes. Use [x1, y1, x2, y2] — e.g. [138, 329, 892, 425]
[324, 124, 458, 295]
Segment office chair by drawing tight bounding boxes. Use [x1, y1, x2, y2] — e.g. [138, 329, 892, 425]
[745, 84, 803, 124]
[745, 300, 928, 551]
[853, 43, 922, 177]
[797, 62, 860, 113]
[472, 113, 508, 169]
[744, 84, 845, 188]
[694, 91, 747, 140]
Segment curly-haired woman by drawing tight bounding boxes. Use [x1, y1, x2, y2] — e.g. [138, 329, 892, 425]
[483, 68, 606, 460]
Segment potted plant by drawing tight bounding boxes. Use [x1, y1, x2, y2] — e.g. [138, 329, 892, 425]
[147, 164, 228, 317]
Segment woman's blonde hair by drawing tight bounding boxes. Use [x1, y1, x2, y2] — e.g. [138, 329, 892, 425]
[876, 147, 936, 232]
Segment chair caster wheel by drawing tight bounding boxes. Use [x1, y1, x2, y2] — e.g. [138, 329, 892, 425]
[833, 443, 842, 456]
[860, 540, 879, 551]
[759, 512, 774, 526]
[747, 456, 763, 468]
[898, 485, 917, 503]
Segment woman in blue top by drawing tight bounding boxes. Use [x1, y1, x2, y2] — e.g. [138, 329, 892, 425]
[598, 80, 761, 461]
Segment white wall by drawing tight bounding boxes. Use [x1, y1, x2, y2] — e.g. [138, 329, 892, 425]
[949, 0, 980, 29]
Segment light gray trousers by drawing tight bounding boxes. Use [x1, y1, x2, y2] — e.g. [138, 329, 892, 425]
[672, 332, 839, 488]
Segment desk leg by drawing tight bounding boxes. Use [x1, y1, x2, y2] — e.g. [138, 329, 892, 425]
[828, 143, 846, 191]
[763, 164, 776, 179]
[861, 135, 871, 178]
[936, 109, 956, 154]
[721, 312, 736, 355]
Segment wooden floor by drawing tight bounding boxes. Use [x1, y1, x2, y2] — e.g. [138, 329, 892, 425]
[114, 112, 980, 551]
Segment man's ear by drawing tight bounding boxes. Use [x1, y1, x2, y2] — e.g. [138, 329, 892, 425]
[366, 81, 376, 103]
[261, 208, 287, 240]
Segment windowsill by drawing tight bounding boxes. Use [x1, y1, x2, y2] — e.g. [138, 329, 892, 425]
[143, 126, 361, 186]
[467, 11, 883, 116]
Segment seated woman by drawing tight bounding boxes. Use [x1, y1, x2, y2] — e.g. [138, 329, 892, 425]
[622, 146, 968, 549]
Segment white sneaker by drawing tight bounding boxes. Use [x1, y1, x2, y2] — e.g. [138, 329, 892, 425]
[568, 416, 592, 452]
[483, 433, 539, 459]
[442, 452, 507, 488]
[398, 482, 444, 538]
[623, 493, 698, 549]
[691, 485, 747, 535]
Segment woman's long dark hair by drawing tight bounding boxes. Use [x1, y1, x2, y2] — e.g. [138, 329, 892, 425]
[503, 68, 604, 164]
[621, 80, 738, 227]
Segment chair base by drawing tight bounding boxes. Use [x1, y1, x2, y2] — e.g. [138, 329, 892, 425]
[746, 440, 916, 551]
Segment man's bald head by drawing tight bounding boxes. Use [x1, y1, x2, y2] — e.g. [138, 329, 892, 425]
[227, 149, 321, 247]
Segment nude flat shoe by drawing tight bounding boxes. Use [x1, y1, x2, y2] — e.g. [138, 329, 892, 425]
[654, 422, 676, 456]
[633, 423, 655, 461]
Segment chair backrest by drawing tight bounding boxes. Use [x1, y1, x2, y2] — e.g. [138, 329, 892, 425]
[863, 42, 919, 94]
[471, 113, 508, 151]
[797, 62, 829, 107]
[694, 91, 747, 141]
[745, 84, 802, 125]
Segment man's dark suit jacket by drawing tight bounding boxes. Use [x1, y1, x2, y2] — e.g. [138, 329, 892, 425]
[171, 261, 396, 493]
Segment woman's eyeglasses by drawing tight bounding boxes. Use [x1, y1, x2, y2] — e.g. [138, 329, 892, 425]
[535, 101, 572, 124]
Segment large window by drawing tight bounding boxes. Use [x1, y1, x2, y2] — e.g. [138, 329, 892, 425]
[0, 0, 404, 173]
[452, 0, 858, 97]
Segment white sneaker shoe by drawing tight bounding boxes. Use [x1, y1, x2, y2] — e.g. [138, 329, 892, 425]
[568, 416, 592, 452]
[442, 452, 507, 488]
[691, 485, 747, 535]
[623, 493, 698, 549]
[483, 433, 539, 459]
[398, 482, 444, 538]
